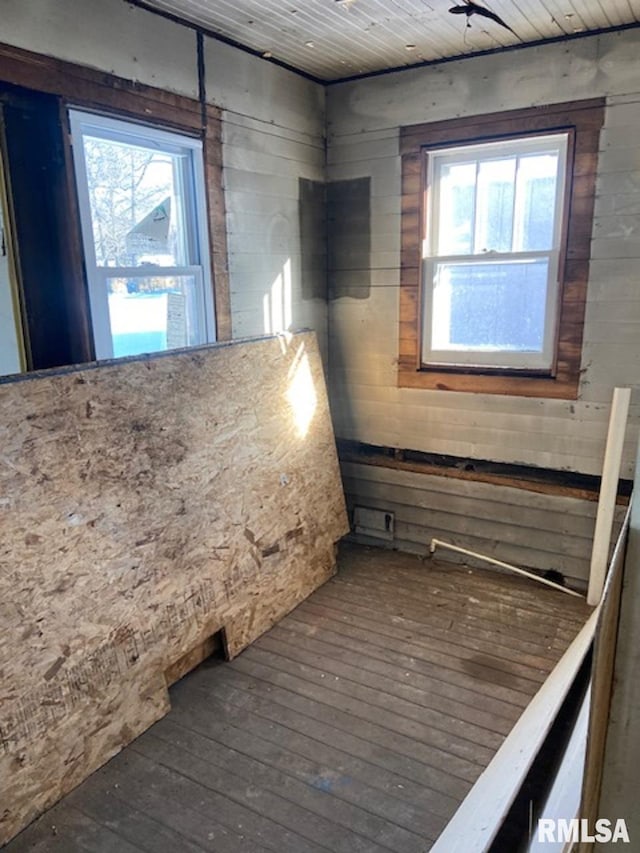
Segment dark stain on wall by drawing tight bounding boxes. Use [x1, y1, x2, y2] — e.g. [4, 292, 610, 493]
[299, 178, 327, 302]
[327, 177, 371, 300]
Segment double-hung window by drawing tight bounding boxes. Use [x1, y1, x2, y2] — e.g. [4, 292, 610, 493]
[423, 133, 568, 372]
[398, 100, 605, 398]
[69, 111, 215, 360]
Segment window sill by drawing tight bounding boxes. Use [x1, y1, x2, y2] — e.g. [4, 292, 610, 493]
[398, 362, 579, 398]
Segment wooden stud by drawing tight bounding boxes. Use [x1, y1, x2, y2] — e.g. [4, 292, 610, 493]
[587, 387, 632, 606]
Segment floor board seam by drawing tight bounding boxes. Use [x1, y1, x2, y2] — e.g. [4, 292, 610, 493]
[128, 740, 404, 853]
[157, 716, 441, 843]
[172, 680, 468, 811]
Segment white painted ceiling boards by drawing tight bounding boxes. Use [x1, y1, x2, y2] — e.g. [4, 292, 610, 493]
[134, 0, 640, 80]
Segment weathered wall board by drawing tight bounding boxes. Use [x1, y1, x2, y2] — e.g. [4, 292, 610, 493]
[0, 0, 328, 368]
[205, 38, 328, 360]
[0, 331, 348, 845]
[326, 29, 640, 581]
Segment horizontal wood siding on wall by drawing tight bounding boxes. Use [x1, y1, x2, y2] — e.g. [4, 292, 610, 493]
[205, 40, 329, 362]
[327, 29, 640, 579]
[328, 33, 640, 466]
[1, 0, 328, 363]
[341, 461, 626, 583]
[1, 0, 199, 98]
[221, 112, 328, 359]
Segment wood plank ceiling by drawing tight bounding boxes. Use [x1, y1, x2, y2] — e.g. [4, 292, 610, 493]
[134, 0, 640, 81]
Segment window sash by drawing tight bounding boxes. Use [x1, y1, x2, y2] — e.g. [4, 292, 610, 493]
[422, 251, 560, 370]
[69, 110, 215, 360]
[89, 266, 206, 358]
[422, 133, 568, 372]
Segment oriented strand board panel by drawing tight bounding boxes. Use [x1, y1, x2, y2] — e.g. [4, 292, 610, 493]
[0, 330, 348, 845]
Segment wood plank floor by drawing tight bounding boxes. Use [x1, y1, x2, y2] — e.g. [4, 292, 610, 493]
[6, 543, 591, 853]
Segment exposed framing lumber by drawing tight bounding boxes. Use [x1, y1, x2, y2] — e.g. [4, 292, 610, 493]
[337, 438, 632, 505]
[587, 388, 632, 605]
[578, 502, 632, 852]
[589, 447, 640, 848]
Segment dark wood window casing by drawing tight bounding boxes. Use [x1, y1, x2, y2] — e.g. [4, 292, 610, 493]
[0, 40, 231, 372]
[399, 99, 605, 399]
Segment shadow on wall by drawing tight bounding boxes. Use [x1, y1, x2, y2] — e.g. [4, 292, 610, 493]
[324, 176, 373, 438]
[300, 178, 328, 303]
[235, 175, 372, 438]
[327, 177, 371, 301]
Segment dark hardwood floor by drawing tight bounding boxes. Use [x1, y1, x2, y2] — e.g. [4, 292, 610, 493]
[5, 543, 591, 852]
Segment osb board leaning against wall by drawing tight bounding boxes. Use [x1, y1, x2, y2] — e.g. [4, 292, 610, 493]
[0, 330, 348, 845]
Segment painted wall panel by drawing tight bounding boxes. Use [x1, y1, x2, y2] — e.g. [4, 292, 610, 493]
[218, 107, 327, 356]
[326, 28, 640, 576]
[205, 39, 325, 137]
[326, 33, 640, 137]
[1, 0, 198, 97]
[202, 37, 327, 356]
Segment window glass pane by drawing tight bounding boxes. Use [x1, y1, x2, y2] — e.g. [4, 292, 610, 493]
[474, 158, 515, 253]
[436, 161, 476, 255]
[70, 110, 216, 361]
[82, 135, 189, 268]
[422, 132, 568, 372]
[432, 259, 549, 352]
[0, 193, 24, 375]
[107, 275, 203, 357]
[514, 153, 559, 251]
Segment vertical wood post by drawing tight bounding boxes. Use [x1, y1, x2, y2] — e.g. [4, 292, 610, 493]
[587, 387, 632, 606]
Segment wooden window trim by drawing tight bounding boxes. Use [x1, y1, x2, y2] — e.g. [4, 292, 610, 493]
[399, 99, 605, 399]
[0, 39, 231, 357]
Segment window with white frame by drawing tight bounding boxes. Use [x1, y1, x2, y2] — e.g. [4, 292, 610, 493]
[69, 110, 215, 360]
[422, 133, 568, 372]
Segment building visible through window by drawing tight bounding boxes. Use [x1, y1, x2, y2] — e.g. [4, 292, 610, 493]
[69, 111, 216, 360]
